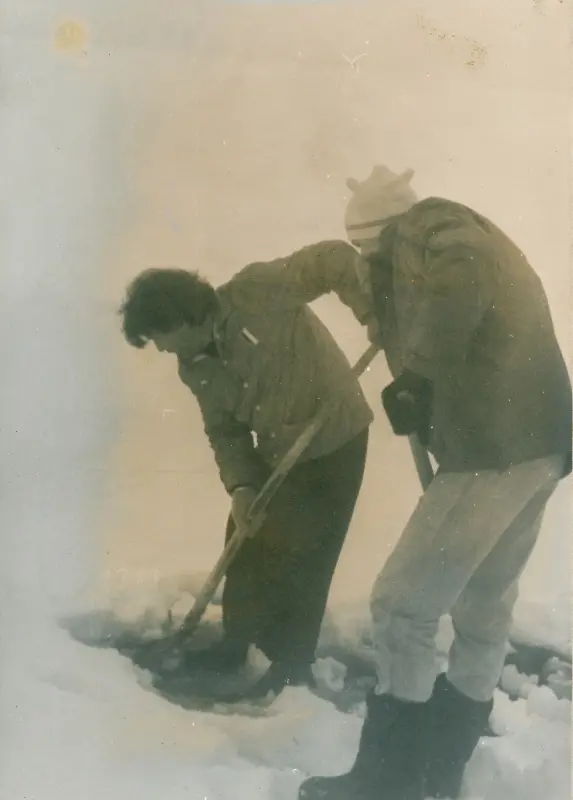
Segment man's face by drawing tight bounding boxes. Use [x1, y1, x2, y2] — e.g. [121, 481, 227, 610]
[150, 319, 214, 359]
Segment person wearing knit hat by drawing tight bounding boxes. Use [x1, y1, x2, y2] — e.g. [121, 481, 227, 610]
[345, 165, 418, 254]
[298, 170, 571, 800]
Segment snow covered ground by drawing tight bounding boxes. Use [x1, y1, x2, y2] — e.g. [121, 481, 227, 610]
[1, 579, 571, 800]
[1, 1, 570, 799]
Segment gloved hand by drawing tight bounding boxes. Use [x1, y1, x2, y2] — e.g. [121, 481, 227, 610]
[381, 370, 433, 446]
[231, 486, 263, 537]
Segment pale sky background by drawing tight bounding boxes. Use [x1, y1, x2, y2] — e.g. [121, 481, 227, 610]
[1, 0, 570, 651]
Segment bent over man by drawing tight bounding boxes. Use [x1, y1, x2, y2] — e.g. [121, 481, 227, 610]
[299, 166, 572, 800]
[119, 243, 375, 701]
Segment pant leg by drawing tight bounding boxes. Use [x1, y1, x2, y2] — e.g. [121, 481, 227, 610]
[447, 481, 558, 701]
[220, 445, 271, 651]
[257, 429, 369, 665]
[221, 514, 261, 653]
[369, 454, 565, 703]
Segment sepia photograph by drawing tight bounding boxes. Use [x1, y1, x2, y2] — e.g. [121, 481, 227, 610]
[1, 1, 571, 798]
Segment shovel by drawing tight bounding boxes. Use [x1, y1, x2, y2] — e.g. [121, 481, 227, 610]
[409, 433, 434, 490]
[131, 344, 381, 673]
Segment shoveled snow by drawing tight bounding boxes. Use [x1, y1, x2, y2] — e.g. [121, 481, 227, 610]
[2, 577, 569, 800]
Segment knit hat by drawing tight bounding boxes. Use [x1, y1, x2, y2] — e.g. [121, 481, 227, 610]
[345, 166, 418, 243]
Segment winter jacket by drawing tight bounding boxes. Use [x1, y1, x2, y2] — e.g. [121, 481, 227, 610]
[178, 242, 374, 494]
[369, 197, 572, 474]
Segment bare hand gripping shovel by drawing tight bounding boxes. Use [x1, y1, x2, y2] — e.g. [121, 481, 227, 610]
[130, 344, 434, 674]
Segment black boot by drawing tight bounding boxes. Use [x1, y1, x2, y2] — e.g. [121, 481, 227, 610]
[298, 691, 428, 800]
[207, 660, 315, 704]
[424, 674, 494, 799]
[248, 660, 314, 696]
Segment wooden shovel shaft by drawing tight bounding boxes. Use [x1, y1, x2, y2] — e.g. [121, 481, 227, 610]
[179, 343, 380, 638]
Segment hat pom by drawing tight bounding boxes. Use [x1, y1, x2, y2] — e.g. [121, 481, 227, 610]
[369, 165, 415, 189]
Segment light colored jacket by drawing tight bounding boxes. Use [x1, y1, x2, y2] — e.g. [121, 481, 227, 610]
[178, 242, 374, 493]
[370, 197, 572, 473]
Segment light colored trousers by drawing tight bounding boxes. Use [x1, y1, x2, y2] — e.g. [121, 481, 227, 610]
[370, 454, 564, 703]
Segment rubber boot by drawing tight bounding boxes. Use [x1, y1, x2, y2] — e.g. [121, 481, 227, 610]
[424, 673, 494, 799]
[298, 691, 428, 800]
[215, 660, 316, 704]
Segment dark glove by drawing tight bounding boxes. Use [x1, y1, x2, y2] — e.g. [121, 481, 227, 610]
[381, 370, 433, 446]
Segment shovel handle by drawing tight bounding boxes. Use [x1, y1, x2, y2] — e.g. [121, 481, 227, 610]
[179, 344, 380, 639]
[408, 434, 434, 490]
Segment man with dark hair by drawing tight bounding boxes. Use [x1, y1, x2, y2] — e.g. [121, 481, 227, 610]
[119, 248, 378, 700]
[120, 268, 219, 349]
[298, 167, 572, 800]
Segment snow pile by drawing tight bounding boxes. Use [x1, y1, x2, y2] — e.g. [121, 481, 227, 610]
[511, 595, 571, 659]
[466, 684, 571, 800]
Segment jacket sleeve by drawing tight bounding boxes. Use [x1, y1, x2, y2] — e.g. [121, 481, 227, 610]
[178, 357, 263, 494]
[229, 240, 376, 325]
[402, 244, 494, 382]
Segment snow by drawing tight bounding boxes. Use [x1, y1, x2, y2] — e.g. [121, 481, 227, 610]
[1, 584, 570, 800]
[510, 597, 571, 660]
[1, 0, 570, 798]
[466, 686, 571, 800]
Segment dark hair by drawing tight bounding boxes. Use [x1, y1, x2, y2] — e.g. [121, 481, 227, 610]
[119, 268, 218, 348]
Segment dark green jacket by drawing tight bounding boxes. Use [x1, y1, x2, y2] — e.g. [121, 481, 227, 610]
[178, 242, 374, 493]
[370, 197, 572, 474]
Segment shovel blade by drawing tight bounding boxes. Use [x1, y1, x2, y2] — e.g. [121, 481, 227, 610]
[130, 633, 186, 674]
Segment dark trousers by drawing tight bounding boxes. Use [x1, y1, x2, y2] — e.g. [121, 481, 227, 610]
[221, 428, 369, 666]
